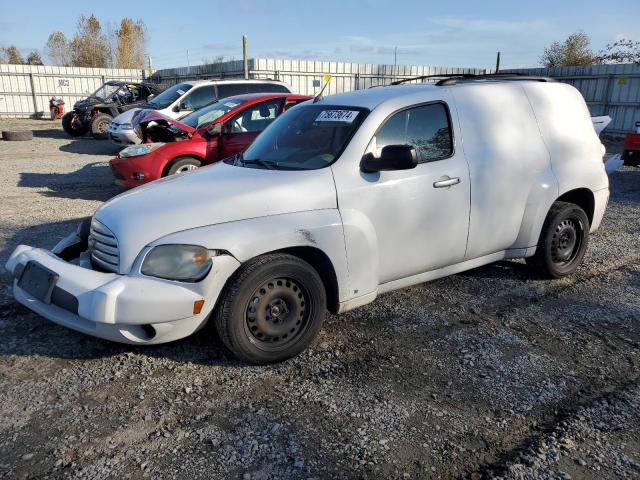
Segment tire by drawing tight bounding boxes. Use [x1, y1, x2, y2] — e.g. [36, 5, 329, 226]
[214, 254, 327, 364]
[90, 112, 113, 139]
[526, 201, 590, 279]
[62, 112, 88, 137]
[2, 130, 33, 141]
[166, 157, 202, 176]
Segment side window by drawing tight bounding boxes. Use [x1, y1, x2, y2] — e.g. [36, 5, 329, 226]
[246, 83, 290, 94]
[217, 84, 248, 99]
[183, 85, 216, 110]
[228, 100, 283, 134]
[371, 103, 453, 163]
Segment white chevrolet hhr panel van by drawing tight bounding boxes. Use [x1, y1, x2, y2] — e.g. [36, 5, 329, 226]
[7, 75, 609, 364]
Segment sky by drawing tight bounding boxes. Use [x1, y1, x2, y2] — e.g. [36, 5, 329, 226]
[0, 0, 638, 70]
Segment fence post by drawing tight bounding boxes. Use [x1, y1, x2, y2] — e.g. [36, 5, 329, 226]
[28, 73, 38, 117]
[603, 73, 614, 116]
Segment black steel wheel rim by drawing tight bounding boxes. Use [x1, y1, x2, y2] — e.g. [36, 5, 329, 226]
[551, 217, 584, 266]
[244, 277, 310, 352]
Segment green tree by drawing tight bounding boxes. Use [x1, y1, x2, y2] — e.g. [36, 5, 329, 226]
[70, 14, 111, 67]
[540, 31, 599, 67]
[26, 50, 44, 65]
[3, 45, 24, 64]
[46, 31, 71, 66]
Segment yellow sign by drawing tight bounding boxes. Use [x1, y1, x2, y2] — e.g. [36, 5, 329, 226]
[323, 74, 332, 83]
[617, 76, 627, 86]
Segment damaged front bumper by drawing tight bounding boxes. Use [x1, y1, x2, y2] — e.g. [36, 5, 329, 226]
[5, 241, 240, 345]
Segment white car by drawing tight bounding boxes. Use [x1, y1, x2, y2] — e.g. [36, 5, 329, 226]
[6, 74, 609, 364]
[107, 79, 292, 146]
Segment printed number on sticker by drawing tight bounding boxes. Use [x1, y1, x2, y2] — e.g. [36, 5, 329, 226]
[315, 110, 359, 123]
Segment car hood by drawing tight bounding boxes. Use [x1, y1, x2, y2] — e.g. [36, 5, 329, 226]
[94, 161, 338, 272]
[112, 108, 140, 125]
[136, 110, 196, 135]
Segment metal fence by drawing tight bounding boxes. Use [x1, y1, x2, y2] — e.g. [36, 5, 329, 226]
[503, 64, 640, 135]
[151, 58, 490, 96]
[0, 64, 144, 118]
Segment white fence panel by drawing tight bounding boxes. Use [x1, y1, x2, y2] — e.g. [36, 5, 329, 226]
[0, 64, 144, 118]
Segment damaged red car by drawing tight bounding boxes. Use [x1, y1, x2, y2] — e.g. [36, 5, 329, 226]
[109, 93, 311, 188]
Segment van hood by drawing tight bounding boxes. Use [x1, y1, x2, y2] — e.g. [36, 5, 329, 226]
[94, 161, 338, 272]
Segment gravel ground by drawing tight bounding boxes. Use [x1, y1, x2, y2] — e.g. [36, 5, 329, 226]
[0, 119, 638, 480]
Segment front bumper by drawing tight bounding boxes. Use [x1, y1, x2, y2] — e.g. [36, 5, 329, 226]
[109, 155, 156, 189]
[6, 245, 240, 345]
[108, 127, 141, 146]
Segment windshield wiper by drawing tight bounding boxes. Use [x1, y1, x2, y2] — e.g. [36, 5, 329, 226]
[241, 158, 275, 170]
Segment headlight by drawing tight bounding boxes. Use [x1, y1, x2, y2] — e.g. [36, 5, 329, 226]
[141, 244, 213, 282]
[119, 142, 165, 158]
[119, 122, 133, 130]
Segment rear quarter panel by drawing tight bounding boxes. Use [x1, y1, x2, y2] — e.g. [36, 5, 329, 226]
[523, 82, 608, 194]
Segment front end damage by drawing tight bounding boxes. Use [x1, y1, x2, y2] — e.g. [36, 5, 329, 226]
[5, 220, 240, 345]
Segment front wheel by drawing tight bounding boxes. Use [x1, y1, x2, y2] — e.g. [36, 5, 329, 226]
[526, 201, 590, 279]
[214, 254, 326, 364]
[90, 113, 113, 139]
[166, 157, 202, 176]
[61, 112, 88, 137]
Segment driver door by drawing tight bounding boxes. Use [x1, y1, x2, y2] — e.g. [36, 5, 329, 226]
[336, 100, 471, 285]
[218, 99, 284, 160]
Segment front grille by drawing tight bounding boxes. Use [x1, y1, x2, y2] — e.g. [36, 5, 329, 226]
[89, 219, 120, 273]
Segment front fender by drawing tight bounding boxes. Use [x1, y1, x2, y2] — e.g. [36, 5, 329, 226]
[151, 209, 352, 302]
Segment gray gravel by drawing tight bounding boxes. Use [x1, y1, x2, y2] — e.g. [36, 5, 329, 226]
[0, 120, 638, 479]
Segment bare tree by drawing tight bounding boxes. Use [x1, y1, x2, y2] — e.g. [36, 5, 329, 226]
[70, 14, 111, 68]
[26, 51, 44, 65]
[46, 31, 71, 66]
[540, 31, 600, 67]
[598, 38, 640, 64]
[115, 18, 147, 69]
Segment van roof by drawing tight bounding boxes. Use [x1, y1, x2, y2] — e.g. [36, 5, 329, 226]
[313, 78, 557, 110]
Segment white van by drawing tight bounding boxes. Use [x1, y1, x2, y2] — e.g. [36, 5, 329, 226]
[7, 75, 609, 364]
[107, 79, 291, 146]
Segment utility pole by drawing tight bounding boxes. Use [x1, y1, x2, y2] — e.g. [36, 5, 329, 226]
[243, 35, 249, 80]
[147, 55, 152, 78]
[495, 51, 501, 73]
[394, 46, 398, 81]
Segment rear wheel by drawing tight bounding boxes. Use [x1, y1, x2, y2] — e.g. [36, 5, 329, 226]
[214, 254, 326, 364]
[526, 201, 590, 279]
[90, 112, 113, 139]
[166, 157, 202, 176]
[61, 112, 88, 137]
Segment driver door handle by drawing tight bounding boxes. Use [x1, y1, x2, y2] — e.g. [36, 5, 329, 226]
[433, 176, 461, 188]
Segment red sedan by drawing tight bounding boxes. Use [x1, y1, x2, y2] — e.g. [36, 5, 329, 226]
[109, 93, 311, 188]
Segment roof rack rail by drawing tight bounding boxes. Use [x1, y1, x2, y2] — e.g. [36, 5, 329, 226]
[389, 72, 556, 86]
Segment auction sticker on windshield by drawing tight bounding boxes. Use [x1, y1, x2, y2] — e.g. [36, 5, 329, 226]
[315, 110, 360, 123]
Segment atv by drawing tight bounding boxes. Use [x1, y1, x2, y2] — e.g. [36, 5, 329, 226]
[61, 81, 165, 139]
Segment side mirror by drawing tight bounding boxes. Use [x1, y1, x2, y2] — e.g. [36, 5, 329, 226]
[177, 101, 189, 111]
[360, 145, 418, 173]
[147, 94, 155, 100]
[207, 123, 222, 136]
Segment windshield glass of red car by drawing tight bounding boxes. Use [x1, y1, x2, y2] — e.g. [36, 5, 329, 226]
[180, 98, 246, 129]
[231, 104, 368, 170]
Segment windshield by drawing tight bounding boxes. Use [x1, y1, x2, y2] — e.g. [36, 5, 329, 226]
[180, 98, 246, 129]
[231, 104, 368, 170]
[91, 83, 122, 100]
[145, 83, 193, 109]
